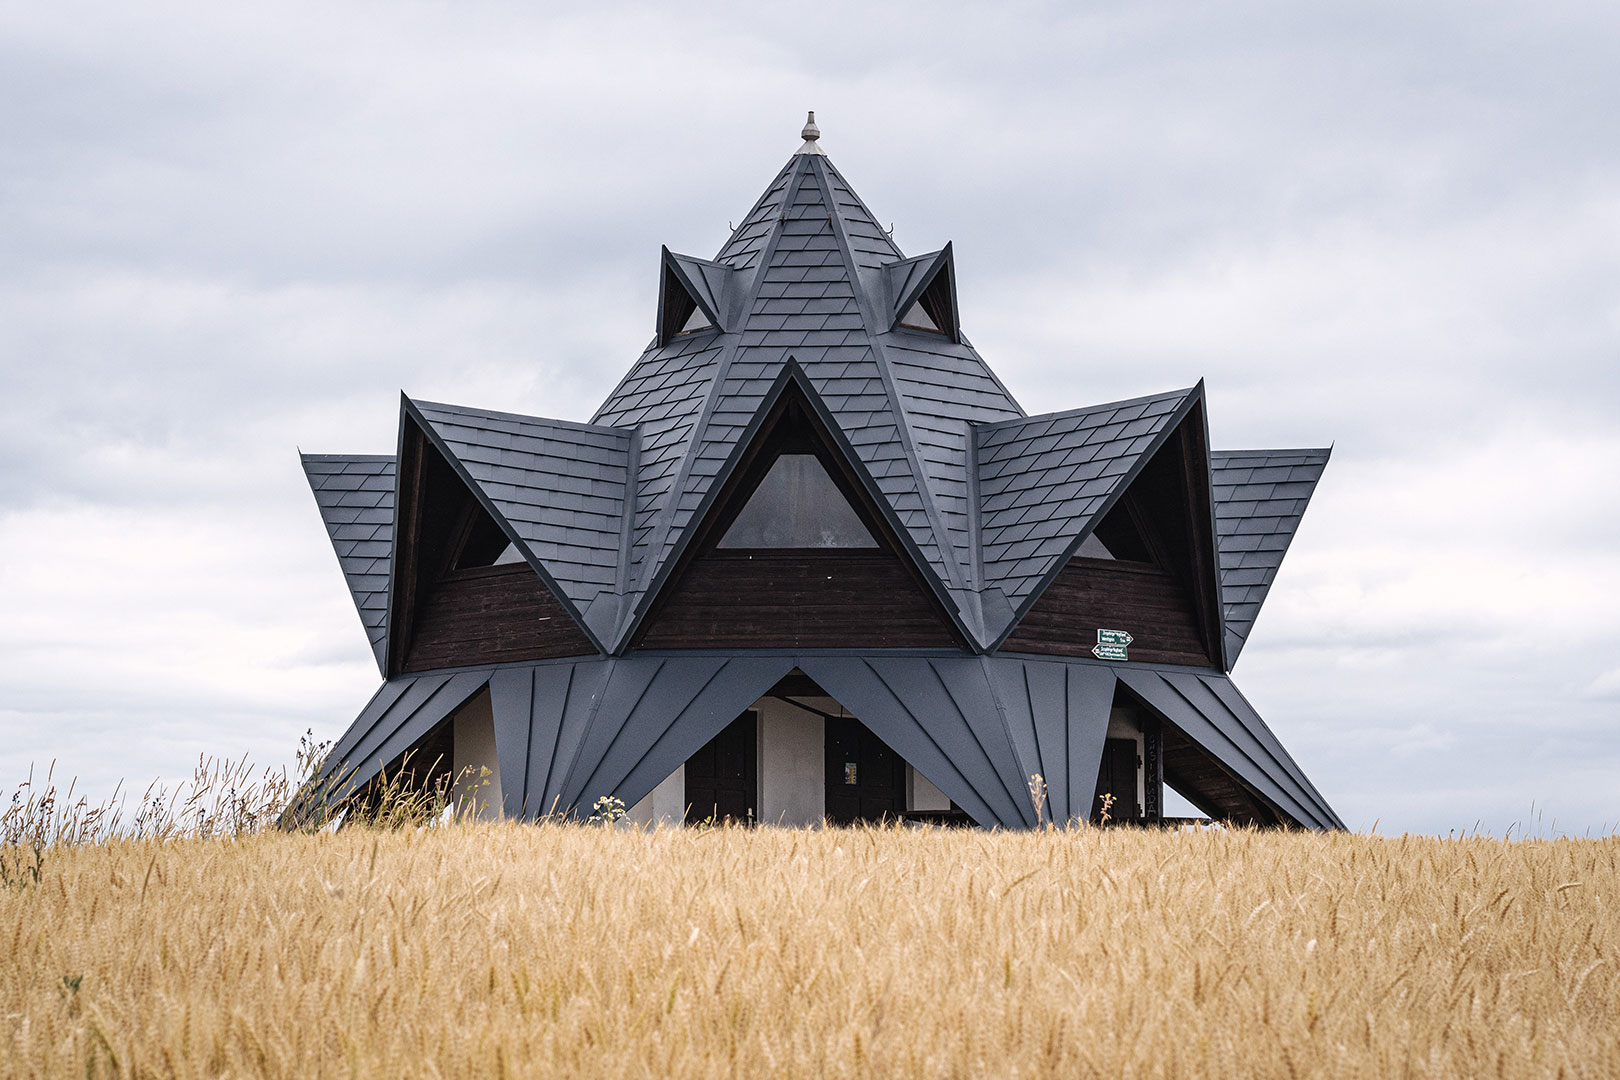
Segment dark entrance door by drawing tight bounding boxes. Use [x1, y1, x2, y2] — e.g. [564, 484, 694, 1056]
[685, 710, 758, 824]
[824, 715, 906, 824]
[1091, 737, 1140, 823]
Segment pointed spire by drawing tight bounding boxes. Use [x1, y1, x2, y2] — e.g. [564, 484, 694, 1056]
[795, 110, 826, 156]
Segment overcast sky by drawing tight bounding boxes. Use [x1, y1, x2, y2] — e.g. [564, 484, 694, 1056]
[3, 1, 1616, 836]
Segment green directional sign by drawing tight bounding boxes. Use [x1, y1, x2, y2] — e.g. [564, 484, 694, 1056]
[1092, 628, 1133, 661]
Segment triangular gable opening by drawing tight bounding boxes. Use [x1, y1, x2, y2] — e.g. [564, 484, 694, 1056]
[891, 245, 959, 342]
[388, 415, 597, 674]
[633, 380, 963, 650]
[718, 453, 877, 549]
[1003, 401, 1223, 667]
[657, 250, 723, 346]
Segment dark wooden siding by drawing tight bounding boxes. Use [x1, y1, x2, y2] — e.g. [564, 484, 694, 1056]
[402, 564, 596, 672]
[1002, 556, 1214, 667]
[636, 549, 960, 650]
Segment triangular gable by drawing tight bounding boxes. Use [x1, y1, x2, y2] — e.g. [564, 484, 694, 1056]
[1211, 448, 1330, 665]
[631, 369, 965, 650]
[993, 388, 1226, 666]
[408, 398, 632, 642]
[883, 244, 959, 342]
[614, 155, 975, 648]
[975, 387, 1198, 636]
[658, 247, 734, 345]
[301, 454, 395, 674]
[387, 405, 600, 674]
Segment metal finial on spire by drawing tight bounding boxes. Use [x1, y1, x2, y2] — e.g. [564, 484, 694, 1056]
[795, 110, 826, 155]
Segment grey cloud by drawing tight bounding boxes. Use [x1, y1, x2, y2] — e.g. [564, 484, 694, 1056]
[2, 0, 1617, 835]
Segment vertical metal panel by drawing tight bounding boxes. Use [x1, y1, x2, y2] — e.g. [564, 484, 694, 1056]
[533, 660, 617, 816]
[488, 666, 536, 817]
[1196, 674, 1344, 829]
[560, 657, 728, 811]
[329, 670, 491, 797]
[520, 662, 590, 818]
[794, 657, 1005, 829]
[1062, 664, 1117, 825]
[1115, 668, 1325, 829]
[599, 657, 798, 815]
[924, 659, 1038, 826]
[1157, 671, 1325, 825]
[870, 657, 1031, 827]
[981, 659, 1053, 823]
[327, 676, 420, 769]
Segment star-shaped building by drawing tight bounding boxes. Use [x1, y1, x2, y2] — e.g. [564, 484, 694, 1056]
[301, 114, 1341, 830]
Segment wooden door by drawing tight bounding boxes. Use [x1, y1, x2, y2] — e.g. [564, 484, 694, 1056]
[1091, 737, 1140, 823]
[824, 716, 906, 824]
[684, 711, 758, 824]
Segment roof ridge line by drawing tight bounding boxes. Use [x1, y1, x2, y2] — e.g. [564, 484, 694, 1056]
[413, 397, 633, 436]
[613, 155, 817, 644]
[975, 384, 1199, 435]
[809, 154, 974, 603]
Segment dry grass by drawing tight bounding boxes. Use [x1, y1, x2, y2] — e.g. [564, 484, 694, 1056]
[3, 823, 1617, 1079]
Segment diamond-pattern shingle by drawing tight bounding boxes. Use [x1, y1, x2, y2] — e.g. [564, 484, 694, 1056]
[301, 454, 395, 674]
[1210, 448, 1330, 664]
[304, 142, 1325, 670]
[412, 400, 632, 631]
[976, 388, 1195, 621]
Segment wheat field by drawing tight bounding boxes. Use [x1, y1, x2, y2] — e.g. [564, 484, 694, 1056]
[3, 823, 1617, 1079]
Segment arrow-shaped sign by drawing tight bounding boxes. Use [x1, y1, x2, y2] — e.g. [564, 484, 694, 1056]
[1092, 628, 1133, 661]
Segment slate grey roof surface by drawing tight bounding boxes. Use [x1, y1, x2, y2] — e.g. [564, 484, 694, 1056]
[1210, 448, 1330, 664]
[411, 399, 632, 638]
[301, 454, 395, 674]
[592, 150, 1027, 648]
[974, 387, 1196, 624]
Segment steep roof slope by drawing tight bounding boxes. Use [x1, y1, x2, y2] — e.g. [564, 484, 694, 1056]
[593, 135, 1027, 649]
[303, 121, 1328, 667]
[409, 399, 633, 641]
[1210, 448, 1331, 664]
[301, 454, 395, 673]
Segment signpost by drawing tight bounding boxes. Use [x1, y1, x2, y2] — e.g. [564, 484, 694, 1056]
[1092, 628, 1133, 661]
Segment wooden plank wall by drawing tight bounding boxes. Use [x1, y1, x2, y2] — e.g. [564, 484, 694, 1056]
[403, 564, 596, 672]
[1002, 556, 1214, 666]
[636, 549, 960, 650]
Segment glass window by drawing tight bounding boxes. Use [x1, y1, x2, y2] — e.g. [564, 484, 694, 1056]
[900, 300, 940, 332]
[680, 304, 713, 333]
[1075, 532, 1115, 559]
[718, 454, 878, 549]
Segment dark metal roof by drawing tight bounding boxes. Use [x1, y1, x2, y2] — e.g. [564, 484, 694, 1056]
[975, 387, 1196, 628]
[409, 399, 632, 639]
[1210, 448, 1331, 664]
[587, 152, 1025, 648]
[303, 137, 1325, 666]
[1115, 666, 1343, 829]
[301, 454, 395, 674]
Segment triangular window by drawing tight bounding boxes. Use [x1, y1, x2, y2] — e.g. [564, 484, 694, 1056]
[1079, 497, 1154, 563]
[901, 300, 940, 332]
[680, 305, 714, 334]
[898, 259, 955, 338]
[718, 454, 878, 549]
[660, 262, 716, 344]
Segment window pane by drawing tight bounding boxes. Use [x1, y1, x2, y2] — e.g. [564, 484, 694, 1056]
[901, 300, 940, 332]
[718, 454, 878, 548]
[680, 305, 713, 333]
